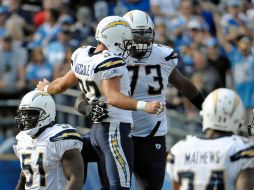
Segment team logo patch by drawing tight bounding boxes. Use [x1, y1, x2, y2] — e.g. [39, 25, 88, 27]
[155, 144, 161, 150]
[32, 92, 49, 101]
[101, 21, 130, 33]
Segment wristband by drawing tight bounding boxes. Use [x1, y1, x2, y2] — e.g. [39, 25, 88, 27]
[189, 92, 204, 110]
[136, 101, 147, 111]
[44, 85, 49, 93]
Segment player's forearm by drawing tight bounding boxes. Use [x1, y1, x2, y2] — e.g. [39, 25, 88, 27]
[65, 177, 83, 190]
[106, 91, 138, 110]
[47, 77, 70, 95]
[171, 70, 204, 110]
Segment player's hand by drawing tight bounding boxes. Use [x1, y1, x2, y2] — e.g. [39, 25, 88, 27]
[90, 101, 109, 122]
[36, 78, 50, 91]
[144, 101, 165, 114]
[74, 94, 109, 122]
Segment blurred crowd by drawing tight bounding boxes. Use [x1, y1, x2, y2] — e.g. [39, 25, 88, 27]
[0, 0, 253, 141]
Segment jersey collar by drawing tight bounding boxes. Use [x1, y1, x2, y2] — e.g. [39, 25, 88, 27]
[32, 122, 55, 139]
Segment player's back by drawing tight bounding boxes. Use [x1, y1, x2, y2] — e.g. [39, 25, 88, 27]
[169, 135, 254, 190]
[125, 44, 178, 136]
[71, 45, 133, 123]
[13, 124, 82, 190]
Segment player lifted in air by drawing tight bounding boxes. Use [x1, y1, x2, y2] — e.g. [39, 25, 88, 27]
[168, 88, 254, 190]
[13, 90, 84, 190]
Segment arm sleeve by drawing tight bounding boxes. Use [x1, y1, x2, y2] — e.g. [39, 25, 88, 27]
[54, 139, 83, 160]
[96, 57, 127, 80]
[230, 142, 254, 171]
[161, 45, 178, 75]
[70, 48, 82, 72]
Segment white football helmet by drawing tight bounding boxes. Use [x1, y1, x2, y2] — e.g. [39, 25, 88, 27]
[15, 90, 56, 136]
[200, 88, 245, 134]
[95, 16, 133, 58]
[123, 10, 154, 59]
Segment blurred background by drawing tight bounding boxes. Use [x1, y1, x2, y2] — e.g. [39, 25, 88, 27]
[0, 0, 253, 189]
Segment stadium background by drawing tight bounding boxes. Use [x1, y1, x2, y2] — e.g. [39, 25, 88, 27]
[0, 0, 253, 189]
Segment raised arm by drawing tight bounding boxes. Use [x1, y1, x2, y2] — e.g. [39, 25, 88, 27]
[37, 70, 77, 95]
[62, 149, 84, 190]
[169, 68, 204, 110]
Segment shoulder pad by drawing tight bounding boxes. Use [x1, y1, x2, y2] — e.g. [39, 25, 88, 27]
[71, 47, 82, 67]
[49, 127, 82, 142]
[94, 56, 125, 73]
[165, 50, 178, 61]
[154, 44, 178, 61]
[230, 145, 254, 162]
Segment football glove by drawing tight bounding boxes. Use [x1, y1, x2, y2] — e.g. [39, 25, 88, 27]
[74, 94, 109, 122]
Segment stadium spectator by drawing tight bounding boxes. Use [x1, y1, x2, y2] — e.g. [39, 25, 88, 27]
[192, 50, 220, 95]
[169, 0, 198, 42]
[216, 11, 254, 122]
[150, 0, 180, 31]
[33, 0, 63, 27]
[205, 38, 231, 87]
[44, 28, 78, 67]
[0, 36, 26, 98]
[29, 8, 61, 48]
[93, 1, 109, 22]
[25, 48, 53, 89]
[220, 0, 252, 41]
[0, 6, 8, 39]
[186, 19, 209, 50]
[123, 0, 150, 12]
[154, 22, 173, 46]
[71, 6, 95, 46]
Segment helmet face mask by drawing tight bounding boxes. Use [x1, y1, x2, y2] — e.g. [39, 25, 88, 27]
[15, 107, 46, 131]
[130, 28, 154, 59]
[117, 39, 133, 59]
[123, 10, 155, 60]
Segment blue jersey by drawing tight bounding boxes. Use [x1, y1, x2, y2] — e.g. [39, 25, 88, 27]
[227, 47, 254, 108]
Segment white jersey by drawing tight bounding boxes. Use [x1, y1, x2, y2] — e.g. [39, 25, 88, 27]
[167, 135, 254, 190]
[13, 124, 83, 190]
[125, 44, 178, 136]
[71, 46, 133, 124]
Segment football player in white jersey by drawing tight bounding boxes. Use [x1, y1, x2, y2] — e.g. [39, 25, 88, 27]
[13, 90, 84, 190]
[122, 10, 204, 190]
[36, 16, 164, 189]
[168, 88, 254, 190]
[75, 11, 205, 189]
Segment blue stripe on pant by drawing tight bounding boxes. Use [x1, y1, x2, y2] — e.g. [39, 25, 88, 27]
[90, 122, 134, 190]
